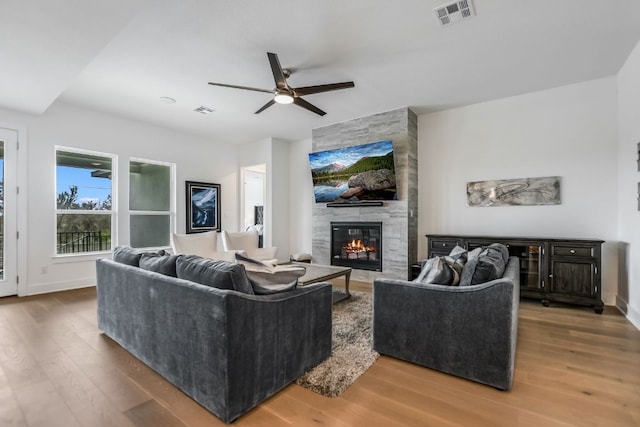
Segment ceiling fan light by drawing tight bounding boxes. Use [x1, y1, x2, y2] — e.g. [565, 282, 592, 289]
[274, 91, 294, 104]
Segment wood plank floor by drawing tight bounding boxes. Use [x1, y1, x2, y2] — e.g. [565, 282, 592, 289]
[1, 280, 639, 427]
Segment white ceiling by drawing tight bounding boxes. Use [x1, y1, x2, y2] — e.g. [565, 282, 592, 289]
[2, 0, 640, 145]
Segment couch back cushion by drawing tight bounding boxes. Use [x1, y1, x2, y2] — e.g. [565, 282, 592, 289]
[113, 246, 144, 267]
[460, 243, 510, 286]
[140, 253, 180, 277]
[176, 255, 254, 294]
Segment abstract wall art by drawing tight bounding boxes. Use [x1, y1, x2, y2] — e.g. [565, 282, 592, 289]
[467, 176, 561, 207]
[186, 181, 221, 233]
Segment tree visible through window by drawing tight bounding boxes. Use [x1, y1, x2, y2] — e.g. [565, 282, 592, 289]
[56, 149, 114, 254]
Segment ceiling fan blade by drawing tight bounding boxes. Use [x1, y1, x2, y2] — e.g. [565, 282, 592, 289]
[208, 82, 273, 94]
[255, 99, 276, 114]
[293, 97, 326, 116]
[293, 81, 355, 96]
[267, 52, 288, 90]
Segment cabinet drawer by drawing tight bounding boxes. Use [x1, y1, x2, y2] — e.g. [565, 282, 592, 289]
[429, 239, 459, 252]
[551, 245, 594, 258]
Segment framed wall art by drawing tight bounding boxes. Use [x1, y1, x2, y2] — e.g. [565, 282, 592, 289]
[466, 176, 561, 207]
[186, 181, 221, 233]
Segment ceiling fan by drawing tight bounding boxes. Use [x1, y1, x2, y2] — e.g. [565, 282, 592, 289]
[208, 52, 354, 116]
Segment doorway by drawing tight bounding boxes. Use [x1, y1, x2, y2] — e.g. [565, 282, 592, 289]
[0, 128, 18, 296]
[241, 164, 266, 246]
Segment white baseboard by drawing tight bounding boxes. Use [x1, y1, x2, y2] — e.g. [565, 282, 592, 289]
[616, 295, 640, 331]
[25, 278, 95, 296]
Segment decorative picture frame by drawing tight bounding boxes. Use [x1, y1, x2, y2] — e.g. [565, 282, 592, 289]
[186, 181, 221, 233]
[466, 176, 561, 207]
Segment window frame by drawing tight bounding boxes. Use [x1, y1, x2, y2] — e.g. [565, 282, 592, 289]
[54, 146, 117, 257]
[128, 157, 176, 250]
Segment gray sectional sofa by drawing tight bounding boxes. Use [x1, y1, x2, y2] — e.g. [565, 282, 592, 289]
[96, 247, 332, 423]
[373, 248, 520, 391]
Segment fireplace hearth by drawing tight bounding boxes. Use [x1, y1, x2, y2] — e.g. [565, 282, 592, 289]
[331, 222, 382, 271]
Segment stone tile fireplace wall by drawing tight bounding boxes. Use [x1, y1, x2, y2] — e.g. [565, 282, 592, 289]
[311, 108, 418, 281]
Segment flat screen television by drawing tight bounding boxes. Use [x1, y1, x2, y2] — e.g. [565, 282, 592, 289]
[308, 140, 397, 203]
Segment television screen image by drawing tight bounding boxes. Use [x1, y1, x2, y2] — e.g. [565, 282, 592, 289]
[308, 140, 397, 203]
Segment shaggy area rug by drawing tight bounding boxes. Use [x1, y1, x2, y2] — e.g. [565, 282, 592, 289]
[295, 291, 379, 397]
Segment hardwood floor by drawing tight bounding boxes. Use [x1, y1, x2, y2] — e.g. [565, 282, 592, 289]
[1, 281, 639, 426]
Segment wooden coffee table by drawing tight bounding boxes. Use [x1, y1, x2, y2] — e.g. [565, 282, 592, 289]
[295, 262, 352, 303]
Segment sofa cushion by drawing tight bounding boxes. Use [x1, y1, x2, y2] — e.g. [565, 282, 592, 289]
[449, 245, 468, 264]
[235, 253, 306, 294]
[139, 253, 180, 277]
[460, 243, 510, 286]
[176, 255, 254, 294]
[112, 246, 144, 266]
[414, 256, 462, 286]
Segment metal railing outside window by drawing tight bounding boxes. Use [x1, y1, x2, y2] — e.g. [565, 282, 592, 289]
[56, 231, 111, 254]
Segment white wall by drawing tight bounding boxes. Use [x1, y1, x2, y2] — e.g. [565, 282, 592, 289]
[418, 77, 619, 304]
[270, 139, 290, 263]
[288, 138, 313, 255]
[617, 40, 640, 329]
[1, 101, 238, 295]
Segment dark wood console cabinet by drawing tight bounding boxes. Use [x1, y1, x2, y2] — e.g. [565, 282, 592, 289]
[426, 234, 604, 314]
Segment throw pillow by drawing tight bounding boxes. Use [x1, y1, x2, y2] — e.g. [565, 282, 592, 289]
[176, 255, 255, 295]
[459, 243, 509, 286]
[139, 253, 180, 277]
[414, 256, 460, 286]
[235, 253, 306, 295]
[112, 246, 144, 267]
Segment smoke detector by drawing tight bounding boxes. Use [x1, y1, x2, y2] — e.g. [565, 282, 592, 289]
[433, 0, 475, 26]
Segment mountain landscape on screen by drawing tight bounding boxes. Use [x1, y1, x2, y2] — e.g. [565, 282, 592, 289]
[308, 140, 397, 203]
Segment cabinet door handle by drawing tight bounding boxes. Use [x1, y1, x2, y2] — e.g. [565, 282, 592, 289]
[549, 274, 553, 278]
[570, 249, 576, 254]
[442, 243, 446, 247]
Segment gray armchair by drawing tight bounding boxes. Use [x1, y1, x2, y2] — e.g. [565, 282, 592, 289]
[372, 256, 519, 390]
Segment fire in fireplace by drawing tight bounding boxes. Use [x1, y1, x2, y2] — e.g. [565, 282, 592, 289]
[331, 222, 382, 271]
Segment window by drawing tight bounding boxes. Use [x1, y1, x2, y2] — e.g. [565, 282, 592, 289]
[129, 159, 174, 248]
[56, 148, 114, 255]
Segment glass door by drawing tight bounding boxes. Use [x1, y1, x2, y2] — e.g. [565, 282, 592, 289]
[0, 128, 18, 296]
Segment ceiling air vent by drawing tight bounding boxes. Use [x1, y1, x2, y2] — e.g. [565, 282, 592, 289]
[194, 105, 215, 115]
[433, 0, 475, 26]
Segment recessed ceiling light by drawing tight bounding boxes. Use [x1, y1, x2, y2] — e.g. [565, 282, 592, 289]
[91, 162, 102, 166]
[159, 96, 176, 104]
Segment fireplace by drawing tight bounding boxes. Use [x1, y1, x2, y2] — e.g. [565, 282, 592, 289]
[331, 222, 382, 271]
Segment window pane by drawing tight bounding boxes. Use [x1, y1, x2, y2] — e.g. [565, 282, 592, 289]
[57, 213, 111, 254]
[56, 151, 112, 210]
[130, 161, 170, 211]
[130, 215, 170, 248]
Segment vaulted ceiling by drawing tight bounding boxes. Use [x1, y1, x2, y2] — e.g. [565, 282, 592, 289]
[2, 0, 640, 144]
